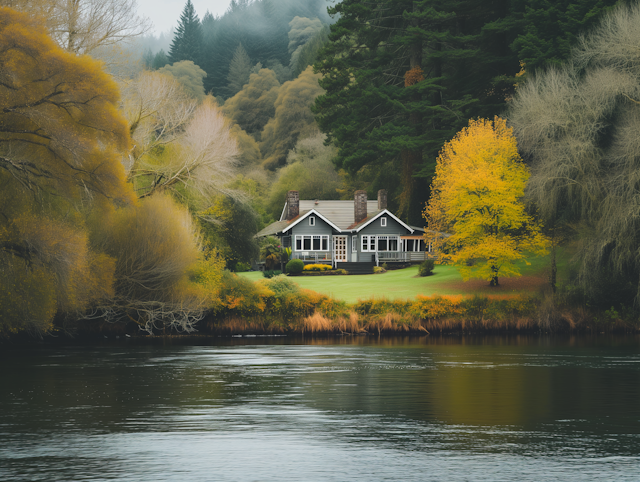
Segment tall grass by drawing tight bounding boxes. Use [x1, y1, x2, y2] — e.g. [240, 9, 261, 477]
[201, 272, 640, 336]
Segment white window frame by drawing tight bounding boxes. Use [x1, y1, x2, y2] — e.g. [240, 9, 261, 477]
[294, 234, 329, 251]
[352, 235, 357, 252]
[360, 235, 401, 252]
[381, 217, 387, 227]
[309, 216, 315, 226]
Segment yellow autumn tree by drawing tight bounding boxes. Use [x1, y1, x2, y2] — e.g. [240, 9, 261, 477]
[424, 117, 548, 286]
[0, 7, 135, 334]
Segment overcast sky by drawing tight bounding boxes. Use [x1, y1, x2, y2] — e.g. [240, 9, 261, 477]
[137, 0, 232, 34]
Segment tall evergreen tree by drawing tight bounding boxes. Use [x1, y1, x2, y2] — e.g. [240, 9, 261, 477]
[314, 0, 513, 223]
[169, 0, 203, 65]
[227, 43, 252, 96]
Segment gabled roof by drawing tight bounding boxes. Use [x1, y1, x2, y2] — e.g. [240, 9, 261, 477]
[282, 209, 341, 233]
[280, 199, 378, 229]
[353, 209, 414, 233]
[255, 209, 342, 238]
[255, 210, 309, 238]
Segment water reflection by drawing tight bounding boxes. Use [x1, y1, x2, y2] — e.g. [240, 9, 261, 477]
[1, 336, 639, 481]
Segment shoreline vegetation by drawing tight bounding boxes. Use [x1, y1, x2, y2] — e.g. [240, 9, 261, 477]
[22, 262, 640, 342]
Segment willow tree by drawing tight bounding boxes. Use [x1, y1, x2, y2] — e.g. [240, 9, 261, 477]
[509, 3, 640, 304]
[0, 7, 134, 333]
[424, 117, 548, 286]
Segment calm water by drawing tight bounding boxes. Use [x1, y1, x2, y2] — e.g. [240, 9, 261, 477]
[1, 335, 639, 481]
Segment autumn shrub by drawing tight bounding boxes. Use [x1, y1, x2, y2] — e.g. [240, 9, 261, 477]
[412, 295, 466, 320]
[482, 296, 537, 321]
[286, 258, 304, 274]
[418, 259, 435, 276]
[303, 263, 332, 271]
[213, 270, 271, 317]
[258, 274, 300, 295]
[373, 266, 385, 274]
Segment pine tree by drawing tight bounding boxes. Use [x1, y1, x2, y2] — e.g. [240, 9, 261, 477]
[169, 0, 203, 65]
[314, 0, 510, 224]
[226, 43, 252, 97]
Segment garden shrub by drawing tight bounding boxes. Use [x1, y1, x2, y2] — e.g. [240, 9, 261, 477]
[286, 258, 304, 274]
[418, 259, 435, 276]
[262, 270, 282, 278]
[373, 266, 385, 274]
[234, 261, 251, 272]
[303, 263, 332, 271]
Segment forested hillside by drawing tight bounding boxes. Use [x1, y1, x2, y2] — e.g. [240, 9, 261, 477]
[1, 0, 637, 337]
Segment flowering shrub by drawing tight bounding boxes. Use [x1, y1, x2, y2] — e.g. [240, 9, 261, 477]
[303, 264, 332, 271]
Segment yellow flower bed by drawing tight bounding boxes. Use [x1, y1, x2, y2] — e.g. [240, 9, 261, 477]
[303, 263, 332, 271]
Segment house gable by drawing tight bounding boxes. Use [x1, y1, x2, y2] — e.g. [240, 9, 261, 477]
[282, 209, 341, 234]
[354, 210, 413, 234]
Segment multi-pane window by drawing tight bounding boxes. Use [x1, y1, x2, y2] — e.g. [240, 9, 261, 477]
[361, 235, 400, 251]
[295, 235, 329, 251]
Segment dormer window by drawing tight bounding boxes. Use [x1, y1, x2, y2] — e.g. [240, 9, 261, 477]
[381, 217, 387, 227]
[309, 216, 316, 226]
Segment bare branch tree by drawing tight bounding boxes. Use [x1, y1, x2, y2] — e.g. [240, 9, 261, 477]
[509, 3, 640, 301]
[1, 0, 151, 55]
[120, 72, 239, 201]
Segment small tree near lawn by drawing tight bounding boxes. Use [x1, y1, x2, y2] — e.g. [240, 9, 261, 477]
[424, 117, 548, 286]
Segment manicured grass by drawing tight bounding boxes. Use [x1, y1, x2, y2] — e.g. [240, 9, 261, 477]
[237, 252, 559, 303]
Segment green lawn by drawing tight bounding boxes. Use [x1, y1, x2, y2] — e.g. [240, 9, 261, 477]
[237, 251, 562, 303]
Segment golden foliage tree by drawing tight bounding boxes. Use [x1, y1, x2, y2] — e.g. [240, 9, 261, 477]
[424, 117, 548, 286]
[0, 8, 134, 334]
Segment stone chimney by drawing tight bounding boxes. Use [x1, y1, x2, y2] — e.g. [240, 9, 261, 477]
[354, 190, 367, 223]
[377, 189, 387, 210]
[286, 190, 299, 220]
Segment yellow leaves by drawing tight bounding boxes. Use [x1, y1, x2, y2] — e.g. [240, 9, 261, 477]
[424, 116, 549, 284]
[0, 7, 134, 202]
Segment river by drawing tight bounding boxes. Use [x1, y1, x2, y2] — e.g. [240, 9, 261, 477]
[1, 335, 639, 481]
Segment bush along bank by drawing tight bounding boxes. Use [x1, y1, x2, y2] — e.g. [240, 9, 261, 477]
[199, 274, 640, 336]
[39, 272, 640, 339]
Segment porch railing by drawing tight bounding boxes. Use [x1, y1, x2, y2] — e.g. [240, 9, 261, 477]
[291, 252, 333, 263]
[375, 252, 431, 262]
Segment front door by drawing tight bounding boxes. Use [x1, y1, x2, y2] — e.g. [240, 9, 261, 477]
[334, 236, 347, 262]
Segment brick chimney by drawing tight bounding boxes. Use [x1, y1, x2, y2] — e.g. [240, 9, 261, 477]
[354, 190, 367, 223]
[286, 190, 299, 220]
[377, 189, 387, 210]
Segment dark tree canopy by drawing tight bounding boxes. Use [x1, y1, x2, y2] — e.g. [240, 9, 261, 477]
[169, 0, 203, 65]
[312, 0, 623, 225]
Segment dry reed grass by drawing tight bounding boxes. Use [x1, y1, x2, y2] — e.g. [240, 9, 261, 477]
[207, 316, 285, 335]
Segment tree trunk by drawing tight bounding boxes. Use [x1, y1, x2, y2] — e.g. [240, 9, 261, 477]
[490, 265, 499, 286]
[399, 1, 423, 223]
